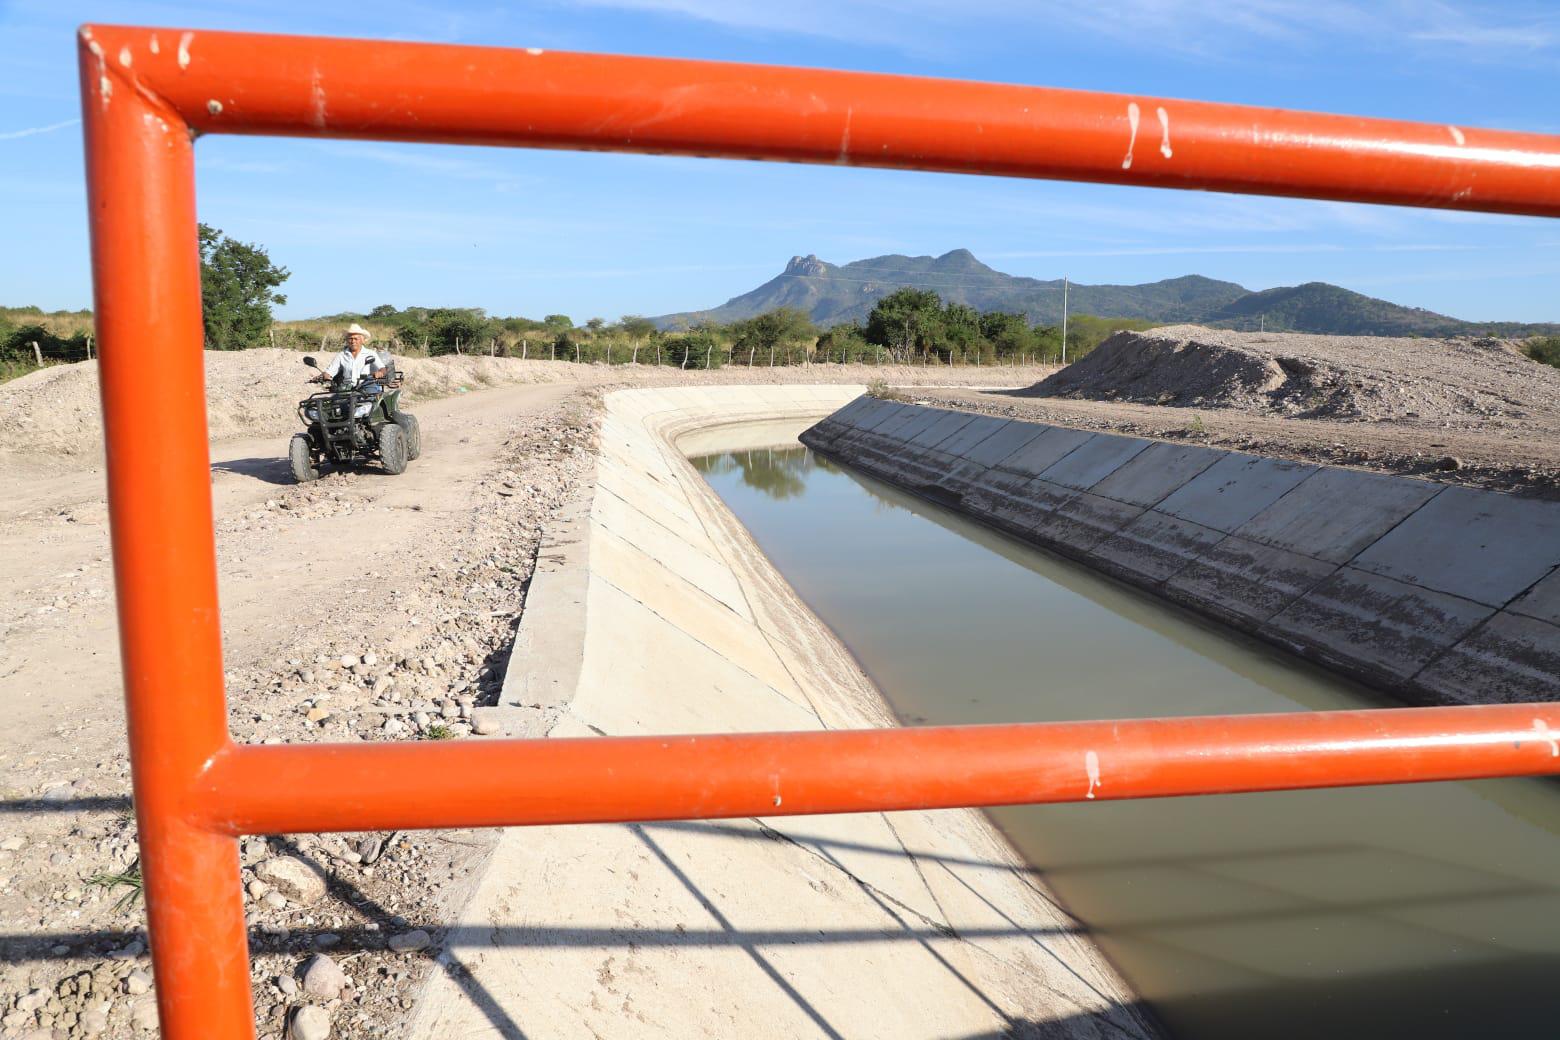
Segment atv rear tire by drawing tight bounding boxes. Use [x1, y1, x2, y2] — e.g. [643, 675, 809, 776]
[380, 423, 409, 475]
[393, 411, 422, 460]
[289, 434, 319, 483]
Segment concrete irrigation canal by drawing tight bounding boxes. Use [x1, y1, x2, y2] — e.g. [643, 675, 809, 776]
[691, 409, 1560, 1039]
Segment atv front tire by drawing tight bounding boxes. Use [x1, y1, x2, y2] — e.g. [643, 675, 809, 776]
[289, 434, 319, 483]
[393, 411, 422, 460]
[380, 423, 409, 475]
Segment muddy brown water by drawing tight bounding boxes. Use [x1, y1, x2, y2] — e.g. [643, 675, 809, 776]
[691, 430, 1560, 1040]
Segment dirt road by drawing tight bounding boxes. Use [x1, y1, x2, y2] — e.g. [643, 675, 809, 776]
[0, 381, 596, 1037]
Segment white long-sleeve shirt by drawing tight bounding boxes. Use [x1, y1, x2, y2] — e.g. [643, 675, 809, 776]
[325, 346, 385, 385]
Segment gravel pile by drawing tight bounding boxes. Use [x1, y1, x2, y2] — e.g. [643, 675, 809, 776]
[1031, 324, 1560, 427]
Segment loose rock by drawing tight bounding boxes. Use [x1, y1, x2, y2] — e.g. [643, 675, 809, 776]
[289, 1005, 331, 1040]
[255, 856, 327, 904]
[301, 954, 349, 1000]
[388, 929, 431, 953]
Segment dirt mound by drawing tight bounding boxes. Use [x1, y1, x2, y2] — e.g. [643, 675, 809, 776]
[1032, 324, 1560, 427]
[0, 350, 594, 457]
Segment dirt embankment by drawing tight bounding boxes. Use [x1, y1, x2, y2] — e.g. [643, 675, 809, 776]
[1034, 324, 1560, 428]
[0, 351, 1047, 458]
[908, 325, 1560, 498]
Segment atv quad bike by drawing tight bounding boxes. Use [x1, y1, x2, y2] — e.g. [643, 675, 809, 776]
[289, 355, 422, 483]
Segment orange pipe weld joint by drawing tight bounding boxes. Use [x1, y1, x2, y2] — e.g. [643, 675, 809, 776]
[77, 22, 1560, 1040]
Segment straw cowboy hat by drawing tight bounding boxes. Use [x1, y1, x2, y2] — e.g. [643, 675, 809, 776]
[345, 323, 372, 340]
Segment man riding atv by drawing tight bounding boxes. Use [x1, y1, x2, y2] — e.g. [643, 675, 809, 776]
[315, 323, 385, 388]
[289, 323, 421, 483]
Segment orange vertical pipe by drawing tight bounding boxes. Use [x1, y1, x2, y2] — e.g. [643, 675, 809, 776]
[78, 29, 255, 1040]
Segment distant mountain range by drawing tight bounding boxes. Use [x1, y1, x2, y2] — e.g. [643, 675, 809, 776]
[652, 249, 1558, 338]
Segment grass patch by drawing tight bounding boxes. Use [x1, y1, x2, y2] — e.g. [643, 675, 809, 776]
[865, 378, 910, 402]
[1524, 336, 1560, 369]
[424, 723, 454, 741]
[88, 861, 144, 912]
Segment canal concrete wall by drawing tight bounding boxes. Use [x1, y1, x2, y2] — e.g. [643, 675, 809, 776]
[803, 398, 1560, 707]
[413, 386, 1156, 1039]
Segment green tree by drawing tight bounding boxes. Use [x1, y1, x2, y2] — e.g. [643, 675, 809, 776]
[815, 322, 870, 364]
[543, 314, 574, 335]
[369, 304, 397, 318]
[197, 224, 290, 350]
[620, 315, 656, 364]
[865, 288, 943, 362]
[732, 308, 816, 366]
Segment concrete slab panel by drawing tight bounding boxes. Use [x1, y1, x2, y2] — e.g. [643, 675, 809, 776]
[901, 411, 976, 451]
[994, 427, 1094, 477]
[855, 399, 912, 432]
[591, 488, 749, 618]
[590, 529, 800, 697]
[933, 415, 1010, 459]
[1089, 510, 1224, 585]
[1089, 442, 1228, 508]
[878, 406, 946, 445]
[961, 421, 1052, 467]
[963, 473, 1073, 537]
[1039, 432, 1152, 492]
[1236, 469, 1442, 564]
[1037, 491, 1145, 556]
[1350, 486, 1560, 607]
[1155, 453, 1317, 533]
[1416, 612, 1560, 704]
[1510, 567, 1560, 625]
[1165, 535, 1337, 626]
[1267, 567, 1493, 682]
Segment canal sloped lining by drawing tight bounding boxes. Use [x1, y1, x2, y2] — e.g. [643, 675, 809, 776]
[802, 399, 1560, 707]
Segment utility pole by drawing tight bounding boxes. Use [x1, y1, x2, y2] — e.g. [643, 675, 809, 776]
[1061, 275, 1070, 366]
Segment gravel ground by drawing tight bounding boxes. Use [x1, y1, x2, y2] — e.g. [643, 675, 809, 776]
[0, 360, 1039, 1040]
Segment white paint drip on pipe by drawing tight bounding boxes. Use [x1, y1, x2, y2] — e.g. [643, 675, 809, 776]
[1534, 719, 1559, 757]
[177, 32, 194, 71]
[310, 70, 328, 129]
[86, 39, 110, 109]
[118, 46, 132, 68]
[149, 34, 160, 55]
[838, 106, 853, 164]
[1085, 750, 1102, 799]
[525, 47, 544, 56]
[1448, 125, 1466, 146]
[1122, 102, 1140, 170]
[1157, 106, 1173, 159]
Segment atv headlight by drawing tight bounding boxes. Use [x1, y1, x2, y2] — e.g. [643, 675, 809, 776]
[304, 406, 320, 422]
[353, 402, 372, 418]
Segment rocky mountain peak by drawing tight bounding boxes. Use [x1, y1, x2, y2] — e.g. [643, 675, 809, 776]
[784, 254, 831, 277]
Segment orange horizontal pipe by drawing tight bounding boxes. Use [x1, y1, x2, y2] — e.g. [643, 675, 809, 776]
[83, 24, 1560, 216]
[197, 704, 1560, 835]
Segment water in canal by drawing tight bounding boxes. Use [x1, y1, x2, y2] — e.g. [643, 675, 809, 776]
[691, 430, 1560, 1040]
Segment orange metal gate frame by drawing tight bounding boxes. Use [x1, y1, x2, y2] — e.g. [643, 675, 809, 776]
[75, 24, 1560, 1038]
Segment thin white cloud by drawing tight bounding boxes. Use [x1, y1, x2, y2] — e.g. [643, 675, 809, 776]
[0, 118, 79, 141]
[557, 0, 1559, 61]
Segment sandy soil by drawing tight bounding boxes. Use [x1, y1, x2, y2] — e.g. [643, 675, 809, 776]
[912, 325, 1560, 498]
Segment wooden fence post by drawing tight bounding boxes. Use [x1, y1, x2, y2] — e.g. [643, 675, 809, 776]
[32, 341, 43, 367]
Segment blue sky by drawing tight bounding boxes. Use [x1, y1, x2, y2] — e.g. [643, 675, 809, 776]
[3, 0, 1559, 322]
